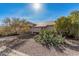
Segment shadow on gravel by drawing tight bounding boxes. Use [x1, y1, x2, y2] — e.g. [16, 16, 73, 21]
[42, 44, 65, 53]
[6, 33, 36, 50]
[67, 39, 79, 45]
[53, 39, 79, 53]
[53, 46, 65, 53]
[9, 41, 26, 49]
[0, 47, 12, 56]
[64, 42, 79, 51]
[17, 33, 36, 39]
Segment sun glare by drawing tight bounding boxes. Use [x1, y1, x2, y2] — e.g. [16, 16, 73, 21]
[32, 3, 42, 11]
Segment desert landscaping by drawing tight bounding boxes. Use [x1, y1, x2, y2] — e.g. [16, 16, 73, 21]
[0, 3, 79, 56]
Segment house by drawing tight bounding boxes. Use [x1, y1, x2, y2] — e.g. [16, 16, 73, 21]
[29, 21, 55, 34]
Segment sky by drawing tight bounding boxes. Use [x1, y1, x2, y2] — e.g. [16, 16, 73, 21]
[0, 3, 79, 24]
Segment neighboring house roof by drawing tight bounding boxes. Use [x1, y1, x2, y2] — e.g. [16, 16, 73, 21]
[35, 21, 55, 27]
[29, 21, 55, 33]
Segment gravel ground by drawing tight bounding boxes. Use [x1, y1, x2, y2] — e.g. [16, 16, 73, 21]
[0, 46, 27, 56]
[13, 38, 79, 56]
[0, 36, 79, 56]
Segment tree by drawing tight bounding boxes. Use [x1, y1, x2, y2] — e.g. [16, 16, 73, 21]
[68, 11, 79, 39]
[55, 16, 70, 35]
[3, 18, 31, 35]
[55, 11, 79, 39]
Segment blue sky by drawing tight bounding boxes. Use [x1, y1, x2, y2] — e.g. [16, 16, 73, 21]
[0, 3, 79, 24]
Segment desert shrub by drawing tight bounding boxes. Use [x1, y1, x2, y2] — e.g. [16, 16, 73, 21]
[55, 11, 79, 39]
[34, 29, 65, 47]
[51, 35, 64, 46]
[55, 16, 71, 37]
[0, 18, 34, 37]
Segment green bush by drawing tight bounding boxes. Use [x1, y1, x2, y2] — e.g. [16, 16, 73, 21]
[55, 11, 79, 39]
[51, 35, 64, 46]
[34, 29, 64, 47]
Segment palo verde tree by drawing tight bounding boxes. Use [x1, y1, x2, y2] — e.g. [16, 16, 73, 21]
[3, 18, 31, 35]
